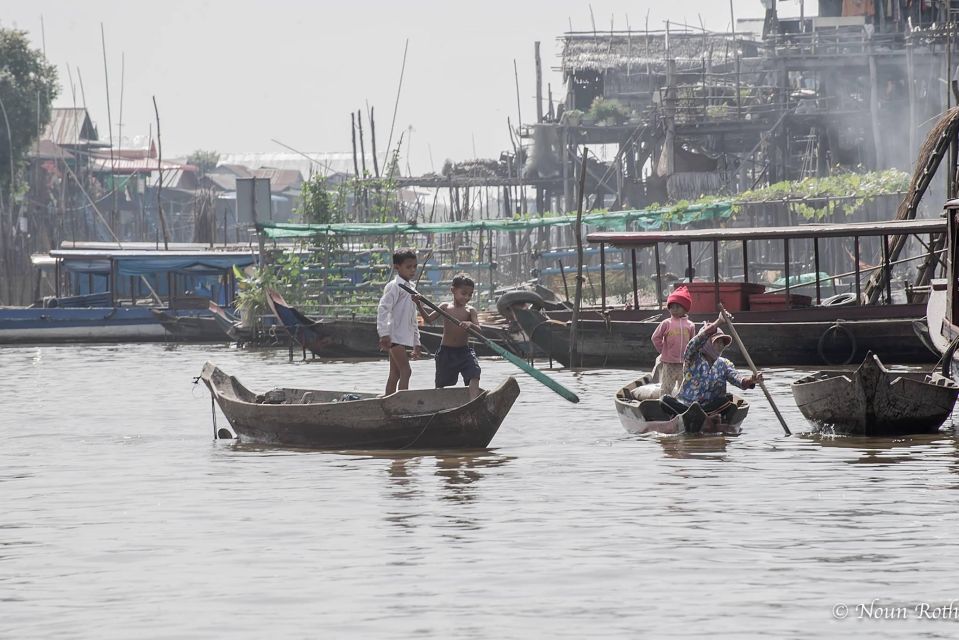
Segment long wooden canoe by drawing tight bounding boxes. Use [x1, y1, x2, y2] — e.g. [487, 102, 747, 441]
[200, 362, 520, 449]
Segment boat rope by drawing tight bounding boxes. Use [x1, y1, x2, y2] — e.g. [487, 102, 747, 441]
[210, 395, 218, 440]
[400, 412, 439, 450]
[191, 375, 218, 439]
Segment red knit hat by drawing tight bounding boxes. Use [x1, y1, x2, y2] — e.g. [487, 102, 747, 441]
[667, 286, 692, 312]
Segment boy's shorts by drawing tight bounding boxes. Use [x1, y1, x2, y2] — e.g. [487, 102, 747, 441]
[435, 345, 481, 388]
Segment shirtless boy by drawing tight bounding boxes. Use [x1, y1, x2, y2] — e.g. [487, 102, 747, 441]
[415, 273, 482, 399]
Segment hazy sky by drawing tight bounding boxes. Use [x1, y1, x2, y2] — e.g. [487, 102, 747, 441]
[4, 1, 797, 174]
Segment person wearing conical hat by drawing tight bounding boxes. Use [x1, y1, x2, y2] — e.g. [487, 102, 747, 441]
[651, 286, 696, 396]
[660, 313, 760, 433]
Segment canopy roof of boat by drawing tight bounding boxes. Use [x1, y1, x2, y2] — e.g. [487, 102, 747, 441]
[587, 218, 946, 247]
[47, 249, 257, 276]
[57, 241, 255, 252]
[50, 248, 256, 260]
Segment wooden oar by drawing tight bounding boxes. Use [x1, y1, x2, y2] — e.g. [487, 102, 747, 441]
[718, 304, 791, 436]
[399, 283, 580, 403]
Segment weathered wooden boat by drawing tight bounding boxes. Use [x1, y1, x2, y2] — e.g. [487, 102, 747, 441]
[209, 301, 251, 342]
[200, 362, 521, 449]
[791, 352, 959, 436]
[152, 308, 231, 341]
[614, 373, 750, 435]
[508, 219, 944, 368]
[266, 289, 525, 359]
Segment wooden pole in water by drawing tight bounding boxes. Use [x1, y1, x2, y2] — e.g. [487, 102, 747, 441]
[569, 146, 588, 368]
[152, 96, 170, 250]
[718, 304, 791, 436]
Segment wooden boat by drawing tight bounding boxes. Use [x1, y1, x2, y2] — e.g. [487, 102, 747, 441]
[508, 219, 945, 368]
[151, 308, 231, 341]
[265, 289, 526, 359]
[614, 373, 750, 435]
[791, 352, 959, 436]
[200, 362, 521, 449]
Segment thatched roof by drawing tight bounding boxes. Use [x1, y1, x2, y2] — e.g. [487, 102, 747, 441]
[561, 32, 737, 75]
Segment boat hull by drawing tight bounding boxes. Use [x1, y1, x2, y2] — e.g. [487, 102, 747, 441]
[513, 304, 935, 368]
[152, 309, 231, 341]
[613, 374, 750, 435]
[792, 353, 959, 436]
[0, 306, 170, 343]
[200, 362, 521, 449]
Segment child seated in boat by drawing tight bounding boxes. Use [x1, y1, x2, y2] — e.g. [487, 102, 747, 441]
[651, 286, 695, 396]
[660, 314, 760, 432]
[414, 273, 482, 399]
[377, 248, 422, 396]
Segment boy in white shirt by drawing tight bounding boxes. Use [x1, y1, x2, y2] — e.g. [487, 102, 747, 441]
[377, 248, 422, 395]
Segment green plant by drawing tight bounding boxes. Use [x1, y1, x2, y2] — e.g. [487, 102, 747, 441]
[233, 250, 311, 323]
[186, 149, 219, 176]
[587, 97, 629, 126]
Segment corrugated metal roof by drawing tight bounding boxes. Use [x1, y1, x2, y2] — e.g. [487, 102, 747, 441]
[88, 155, 184, 175]
[42, 108, 102, 146]
[202, 172, 238, 191]
[28, 139, 74, 160]
[252, 167, 303, 192]
[218, 151, 381, 179]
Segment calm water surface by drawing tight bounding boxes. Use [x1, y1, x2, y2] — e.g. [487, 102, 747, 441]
[3, 344, 959, 638]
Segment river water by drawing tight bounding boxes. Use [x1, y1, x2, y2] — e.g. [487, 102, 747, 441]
[3, 344, 959, 638]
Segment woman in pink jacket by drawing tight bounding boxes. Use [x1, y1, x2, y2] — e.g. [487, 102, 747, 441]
[651, 286, 696, 396]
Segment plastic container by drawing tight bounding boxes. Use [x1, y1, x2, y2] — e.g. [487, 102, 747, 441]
[680, 282, 767, 313]
[748, 293, 813, 311]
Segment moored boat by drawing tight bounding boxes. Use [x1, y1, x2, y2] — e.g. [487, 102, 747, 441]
[791, 352, 959, 436]
[152, 308, 231, 341]
[200, 362, 521, 449]
[508, 218, 944, 368]
[614, 373, 750, 435]
[266, 289, 526, 359]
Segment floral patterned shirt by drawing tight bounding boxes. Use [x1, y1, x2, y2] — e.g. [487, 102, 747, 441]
[676, 327, 749, 405]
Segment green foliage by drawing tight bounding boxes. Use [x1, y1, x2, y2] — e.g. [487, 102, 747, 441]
[587, 97, 629, 126]
[733, 169, 909, 219]
[186, 149, 219, 176]
[0, 28, 59, 198]
[233, 250, 311, 320]
[298, 174, 341, 225]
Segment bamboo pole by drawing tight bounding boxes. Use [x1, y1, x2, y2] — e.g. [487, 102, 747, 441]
[719, 304, 791, 436]
[568, 146, 588, 368]
[369, 105, 380, 178]
[152, 96, 170, 249]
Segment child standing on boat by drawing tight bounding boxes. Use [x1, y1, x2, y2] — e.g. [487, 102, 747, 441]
[414, 273, 482, 399]
[377, 248, 422, 396]
[651, 286, 696, 396]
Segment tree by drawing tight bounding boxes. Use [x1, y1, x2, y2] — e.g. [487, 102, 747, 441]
[298, 174, 341, 225]
[0, 27, 58, 305]
[186, 149, 219, 176]
[0, 28, 58, 207]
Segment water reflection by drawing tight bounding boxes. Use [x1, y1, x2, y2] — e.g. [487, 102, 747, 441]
[632, 433, 733, 462]
[382, 451, 514, 503]
[798, 428, 959, 465]
[369, 452, 515, 536]
[433, 451, 514, 503]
